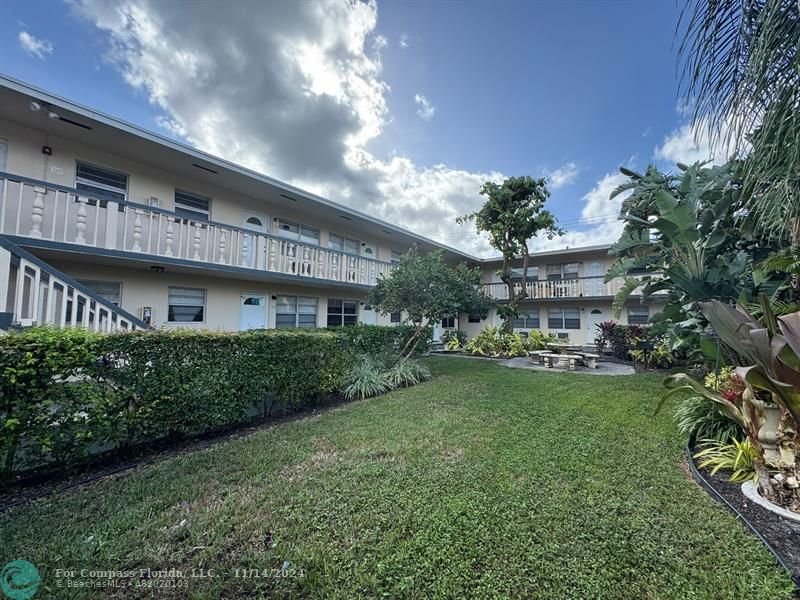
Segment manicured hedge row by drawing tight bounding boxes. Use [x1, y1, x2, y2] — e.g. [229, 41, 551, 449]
[0, 324, 428, 480]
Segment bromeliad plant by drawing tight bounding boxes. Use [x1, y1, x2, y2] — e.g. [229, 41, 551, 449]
[660, 298, 800, 511]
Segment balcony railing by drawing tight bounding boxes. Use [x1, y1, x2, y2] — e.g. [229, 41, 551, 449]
[0, 172, 393, 287]
[483, 277, 628, 300]
[0, 235, 147, 331]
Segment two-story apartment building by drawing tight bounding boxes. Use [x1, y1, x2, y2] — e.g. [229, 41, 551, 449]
[468, 246, 664, 346]
[0, 76, 479, 333]
[0, 76, 660, 344]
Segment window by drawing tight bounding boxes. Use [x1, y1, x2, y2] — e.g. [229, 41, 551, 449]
[441, 316, 455, 329]
[548, 307, 580, 329]
[77, 280, 121, 305]
[276, 295, 317, 328]
[75, 161, 128, 202]
[512, 309, 540, 329]
[329, 233, 360, 255]
[390, 311, 402, 323]
[327, 299, 358, 327]
[174, 189, 211, 221]
[168, 287, 205, 322]
[546, 263, 579, 281]
[509, 266, 539, 281]
[627, 306, 650, 325]
[391, 250, 403, 265]
[276, 219, 319, 245]
[468, 314, 482, 323]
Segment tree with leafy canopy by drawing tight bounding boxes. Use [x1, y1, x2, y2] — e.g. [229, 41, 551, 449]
[457, 176, 562, 332]
[368, 249, 491, 359]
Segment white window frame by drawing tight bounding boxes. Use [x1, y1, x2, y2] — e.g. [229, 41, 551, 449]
[548, 307, 580, 330]
[276, 219, 319, 245]
[75, 160, 128, 203]
[512, 309, 540, 329]
[275, 295, 318, 328]
[509, 266, 539, 282]
[77, 280, 122, 306]
[546, 263, 579, 281]
[326, 298, 359, 327]
[168, 286, 206, 323]
[627, 306, 650, 325]
[174, 189, 211, 221]
[329, 233, 360, 255]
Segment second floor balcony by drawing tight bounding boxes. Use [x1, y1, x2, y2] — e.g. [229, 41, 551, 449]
[0, 171, 393, 288]
[482, 277, 629, 301]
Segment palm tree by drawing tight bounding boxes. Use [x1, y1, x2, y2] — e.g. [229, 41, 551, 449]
[679, 0, 800, 243]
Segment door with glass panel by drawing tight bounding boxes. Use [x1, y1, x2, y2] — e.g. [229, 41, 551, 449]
[242, 211, 268, 269]
[239, 294, 267, 330]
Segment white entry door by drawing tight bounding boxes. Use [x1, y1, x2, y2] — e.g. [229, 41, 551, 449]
[240, 294, 267, 330]
[242, 211, 269, 268]
[586, 261, 605, 296]
[360, 303, 378, 325]
[361, 242, 377, 259]
[587, 309, 604, 346]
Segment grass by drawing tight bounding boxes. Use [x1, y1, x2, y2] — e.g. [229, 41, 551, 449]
[0, 357, 794, 599]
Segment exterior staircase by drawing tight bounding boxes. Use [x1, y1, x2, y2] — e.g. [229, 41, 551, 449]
[0, 235, 148, 332]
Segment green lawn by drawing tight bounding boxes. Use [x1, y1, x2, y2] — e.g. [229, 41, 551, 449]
[0, 357, 793, 599]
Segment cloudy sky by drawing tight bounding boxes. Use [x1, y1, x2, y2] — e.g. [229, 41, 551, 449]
[0, 0, 719, 257]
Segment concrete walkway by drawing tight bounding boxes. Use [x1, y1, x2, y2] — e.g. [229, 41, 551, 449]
[499, 356, 635, 376]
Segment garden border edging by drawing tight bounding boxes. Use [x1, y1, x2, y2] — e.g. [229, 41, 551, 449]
[741, 480, 800, 524]
[685, 444, 799, 587]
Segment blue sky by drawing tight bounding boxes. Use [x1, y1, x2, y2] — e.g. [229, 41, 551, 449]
[0, 0, 708, 256]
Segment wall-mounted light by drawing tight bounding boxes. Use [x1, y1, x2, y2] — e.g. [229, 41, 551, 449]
[28, 101, 41, 112]
[47, 110, 60, 121]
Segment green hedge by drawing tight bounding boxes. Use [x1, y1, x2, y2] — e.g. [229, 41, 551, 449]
[326, 323, 431, 357]
[0, 324, 423, 480]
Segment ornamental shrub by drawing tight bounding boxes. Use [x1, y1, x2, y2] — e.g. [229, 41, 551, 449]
[0, 325, 412, 481]
[464, 326, 527, 358]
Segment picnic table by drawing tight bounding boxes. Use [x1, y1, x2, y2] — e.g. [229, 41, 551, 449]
[531, 349, 600, 369]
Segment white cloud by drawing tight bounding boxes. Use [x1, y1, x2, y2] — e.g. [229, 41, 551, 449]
[530, 171, 630, 253]
[414, 94, 435, 120]
[70, 0, 623, 258]
[372, 34, 387, 50]
[653, 100, 740, 167]
[18, 31, 53, 59]
[653, 123, 720, 165]
[399, 33, 409, 49]
[546, 162, 579, 189]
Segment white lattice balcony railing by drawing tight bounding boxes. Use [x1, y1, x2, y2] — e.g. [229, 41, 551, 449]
[0, 171, 394, 287]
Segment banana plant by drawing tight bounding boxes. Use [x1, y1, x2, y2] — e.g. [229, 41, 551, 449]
[662, 298, 800, 508]
[606, 161, 779, 345]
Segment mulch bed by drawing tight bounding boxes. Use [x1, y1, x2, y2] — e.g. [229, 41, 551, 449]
[0, 393, 351, 513]
[687, 443, 800, 588]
